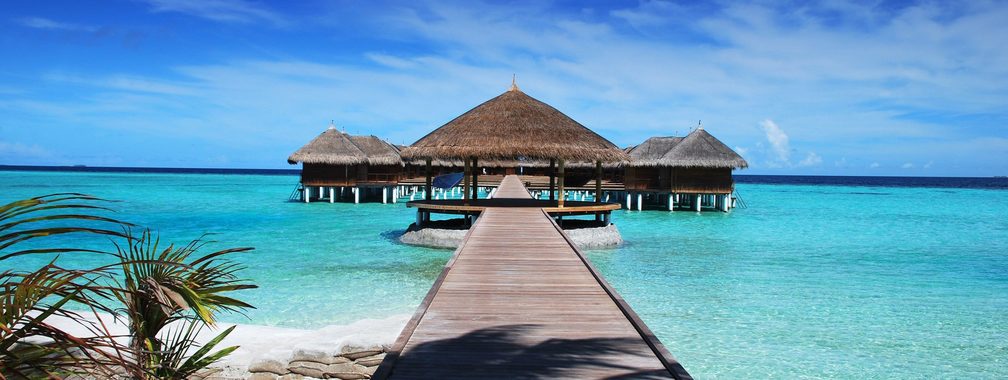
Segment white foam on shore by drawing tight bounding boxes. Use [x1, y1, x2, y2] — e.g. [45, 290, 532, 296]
[47, 312, 409, 374]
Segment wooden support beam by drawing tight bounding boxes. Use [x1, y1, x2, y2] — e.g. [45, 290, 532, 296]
[549, 159, 556, 201]
[463, 157, 471, 205]
[472, 157, 479, 200]
[595, 160, 602, 204]
[425, 158, 432, 201]
[557, 159, 565, 208]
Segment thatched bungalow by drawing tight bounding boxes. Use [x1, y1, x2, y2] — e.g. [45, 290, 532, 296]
[288, 124, 404, 204]
[400, 82, 628, 225]
[624, 127, 748, 211]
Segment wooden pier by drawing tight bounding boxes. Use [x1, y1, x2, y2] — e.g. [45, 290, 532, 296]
[374, 175, 691, 379]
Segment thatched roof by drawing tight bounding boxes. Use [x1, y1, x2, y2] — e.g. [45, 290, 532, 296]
[660, 128, 748, 169]
[288, 125, 403, 166]
[626, 137, 684, 167]
[400, 85, 628, 162]
[626, 129, 747, 169]
[287, 125, 366, 165]
[347, 135, 403, 166]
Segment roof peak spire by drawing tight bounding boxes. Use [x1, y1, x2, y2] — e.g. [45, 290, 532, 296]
[328, 120, 336, 130]
[509, 74, 519, 92]
[697, 120, 704, 130]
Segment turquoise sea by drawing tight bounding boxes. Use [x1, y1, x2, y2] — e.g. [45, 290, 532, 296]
[2, 170, 1006, 379]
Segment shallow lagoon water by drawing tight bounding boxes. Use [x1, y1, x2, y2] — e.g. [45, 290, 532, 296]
[2, 170, 1006, 378]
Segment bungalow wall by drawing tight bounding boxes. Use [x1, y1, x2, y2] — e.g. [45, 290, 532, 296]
[300, 163, 403, 186]
[624, 166, 734, 193]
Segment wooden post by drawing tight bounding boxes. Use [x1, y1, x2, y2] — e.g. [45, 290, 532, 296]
[625, 192, 631, 209]
[667, 193, 673, 211]
[595, 161, 602, 204]
[304, 185, 310, 203]
[463, 157, 471, 205]
[393, 187, 398, 204]
[416, 210, 422, 227]
[549, 159, 556, 201]
[329, 187, 335, 203]
[557, 159, 565, 208]
[424, 158, 432, 201]
[472, 157, 479, 200]
[694, 194, 701, 211]
[382, 187, 388, 204]
[354, 187, 360, 204]
[637, 193, 643, 211]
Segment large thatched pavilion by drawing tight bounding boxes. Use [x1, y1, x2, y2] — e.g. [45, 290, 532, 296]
[288, 123, 404, 203]
[624, 127, 748, 211]
[400, 82, 628, 225]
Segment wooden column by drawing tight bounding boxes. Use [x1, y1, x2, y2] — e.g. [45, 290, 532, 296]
[472, 157, 479, 200]
[463, 157, 471, 205]
[424, 158, 432, 201]
[595, 160, 602, 204]
[549, 159, 556, 201]
[557, 159, 565, 208]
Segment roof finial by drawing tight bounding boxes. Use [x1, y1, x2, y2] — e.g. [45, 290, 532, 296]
[509, 74, 519, 92]
[328, 120, 336, 130]
[698, 120, 703, 130]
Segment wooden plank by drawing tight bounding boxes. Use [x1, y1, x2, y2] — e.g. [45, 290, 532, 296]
[374, 175, 691, 379]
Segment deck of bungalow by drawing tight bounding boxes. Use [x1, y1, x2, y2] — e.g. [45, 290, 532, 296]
[373, 175, 691, 379]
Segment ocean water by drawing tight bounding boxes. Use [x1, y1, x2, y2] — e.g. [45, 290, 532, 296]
[2, 170, 1006, 379]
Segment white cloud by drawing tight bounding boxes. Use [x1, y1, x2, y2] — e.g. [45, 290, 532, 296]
[17, 17, 95, 32]
[870, 162, 881, 169]
[924, 160, 934, 169]
[799, 152, 823, 167]
[902, 162, 915, 168]
[760, 119, 790, 163]
[141, 0, 284, 25]
[8, 2, 1008, 173]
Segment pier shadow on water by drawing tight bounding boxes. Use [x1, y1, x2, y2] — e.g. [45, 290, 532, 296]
[387, 324, 672, 379]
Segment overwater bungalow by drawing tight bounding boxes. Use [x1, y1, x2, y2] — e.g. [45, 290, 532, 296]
[400, 81, 628, 226]
[287, 123, 404, 203]
[624, 127, 748, 211]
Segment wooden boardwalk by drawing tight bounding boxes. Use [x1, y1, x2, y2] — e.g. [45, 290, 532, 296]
[375, 176, 691, 379]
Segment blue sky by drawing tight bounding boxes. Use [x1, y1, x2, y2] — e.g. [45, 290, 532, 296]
[1, 0, 1006, 176]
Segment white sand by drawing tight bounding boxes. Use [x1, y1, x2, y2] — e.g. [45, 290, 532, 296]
[47, 312, 409, 376]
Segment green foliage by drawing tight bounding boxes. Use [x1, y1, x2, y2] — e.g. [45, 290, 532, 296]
[0, 194, 257, 380]
[1, 194, 132, 379]
[111, 229, 256, 379]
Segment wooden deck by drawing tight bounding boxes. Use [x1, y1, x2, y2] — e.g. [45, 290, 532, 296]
[375, 175, 691, 379]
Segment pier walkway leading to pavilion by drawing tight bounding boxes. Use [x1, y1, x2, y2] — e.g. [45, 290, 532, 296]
[374, 175, 691, 379]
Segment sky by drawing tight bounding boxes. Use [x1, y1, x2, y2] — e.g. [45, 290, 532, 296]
[1, 0, 1006, 176]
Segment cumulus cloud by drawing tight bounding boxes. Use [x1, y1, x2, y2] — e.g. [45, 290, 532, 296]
[760, 119, 790, 163]
[755, 119, 821, 168]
